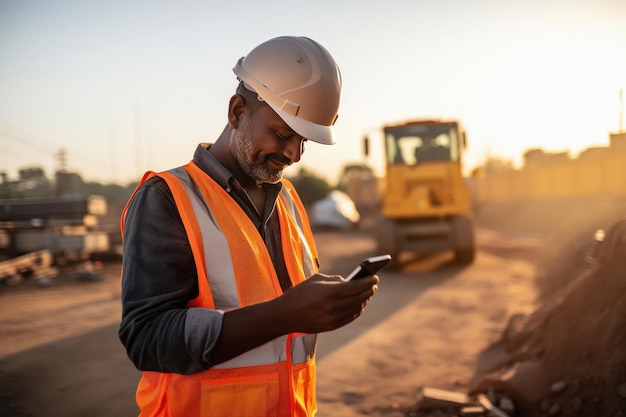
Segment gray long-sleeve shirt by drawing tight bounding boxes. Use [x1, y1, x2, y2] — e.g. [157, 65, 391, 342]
[119, 143, 290, 374]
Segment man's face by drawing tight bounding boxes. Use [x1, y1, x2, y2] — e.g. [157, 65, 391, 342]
[230, 105, 306, 184]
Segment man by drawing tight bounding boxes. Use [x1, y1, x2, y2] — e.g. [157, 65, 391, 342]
[119, 36, 379, 417]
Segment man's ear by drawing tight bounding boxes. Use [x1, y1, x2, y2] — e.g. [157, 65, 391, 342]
[228, 94, 246, 129]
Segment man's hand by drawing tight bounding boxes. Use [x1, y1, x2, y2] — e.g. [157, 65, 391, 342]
[276, 273, 379, 333]
[211, 273, 378, 365]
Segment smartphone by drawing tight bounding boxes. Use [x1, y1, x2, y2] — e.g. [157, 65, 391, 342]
[344, 254, 392, 281]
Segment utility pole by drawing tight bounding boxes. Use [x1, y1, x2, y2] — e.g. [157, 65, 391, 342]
[619, 89, 624, 133]
[56, 148, 68, 173]
[134, 100, 142, 178]
[109, 124, 117, 183]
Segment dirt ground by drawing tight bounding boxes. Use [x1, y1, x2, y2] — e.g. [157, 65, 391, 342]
[0, 197, 625, 416]
[464, 198, 626, 417]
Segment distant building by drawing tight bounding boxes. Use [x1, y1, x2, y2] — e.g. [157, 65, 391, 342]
[578, 146, 611, 159]
[523, 148, 570, 170]
[482, 157, 515, 177]
[610, 132, 626, 151]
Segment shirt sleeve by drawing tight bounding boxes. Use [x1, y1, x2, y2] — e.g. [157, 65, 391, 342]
[118, 176, 223, 375]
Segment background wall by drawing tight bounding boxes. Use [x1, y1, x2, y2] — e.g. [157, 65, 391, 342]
[471, 133, 626, 202]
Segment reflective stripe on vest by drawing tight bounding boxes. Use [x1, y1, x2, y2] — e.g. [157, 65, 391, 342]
[125, 162, 320, 417]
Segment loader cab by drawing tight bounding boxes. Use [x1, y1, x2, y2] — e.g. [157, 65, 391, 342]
[383, 121, 463, 167]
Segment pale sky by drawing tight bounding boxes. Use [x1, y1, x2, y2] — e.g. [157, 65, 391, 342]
[1, 0, 625, 185]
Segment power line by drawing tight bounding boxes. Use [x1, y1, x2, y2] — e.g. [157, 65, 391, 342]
[0, 124, 113, 175]
[0, 141, 47, 162]
[0, 125, 57, 156]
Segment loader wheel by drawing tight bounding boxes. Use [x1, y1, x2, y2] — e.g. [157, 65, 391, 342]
[453, 215, 476, 264]
[454, 248, 475, 264]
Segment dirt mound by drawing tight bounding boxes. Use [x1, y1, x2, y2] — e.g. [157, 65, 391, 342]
[467, 219, 626, 416]
[408, 199, 626, 416]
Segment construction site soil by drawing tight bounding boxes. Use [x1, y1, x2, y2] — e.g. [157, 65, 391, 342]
[412, 197, 626, 417]
[1, 196, 625, 417]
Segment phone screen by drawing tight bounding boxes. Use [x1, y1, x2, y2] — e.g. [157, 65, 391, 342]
[345, 254, 392, 281]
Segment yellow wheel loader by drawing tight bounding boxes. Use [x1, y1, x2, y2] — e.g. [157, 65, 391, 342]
[365, 119, 475, 264]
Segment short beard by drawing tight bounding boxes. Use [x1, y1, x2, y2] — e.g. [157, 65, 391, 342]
[230, 119, 283, 184]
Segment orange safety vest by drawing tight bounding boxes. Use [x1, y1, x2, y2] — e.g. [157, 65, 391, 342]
[121, 161, 320, 417]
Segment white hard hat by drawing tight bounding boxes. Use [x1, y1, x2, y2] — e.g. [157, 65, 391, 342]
[233, 36, 342, 145]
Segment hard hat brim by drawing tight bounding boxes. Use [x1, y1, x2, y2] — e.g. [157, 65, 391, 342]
[267, 102, 336, 145]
